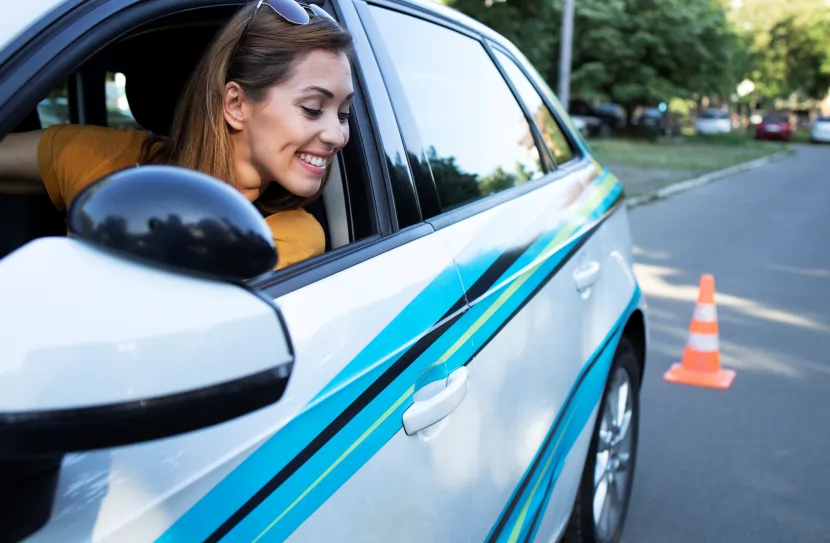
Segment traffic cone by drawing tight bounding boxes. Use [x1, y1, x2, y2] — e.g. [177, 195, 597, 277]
[663, 273, 736, 389]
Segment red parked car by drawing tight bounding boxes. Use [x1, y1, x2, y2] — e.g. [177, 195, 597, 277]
[755, 113, 793, 141]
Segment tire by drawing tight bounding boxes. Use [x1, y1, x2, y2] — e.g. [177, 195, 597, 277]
[562, 337, 641, 543]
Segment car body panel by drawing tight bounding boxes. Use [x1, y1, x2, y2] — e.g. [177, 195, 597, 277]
[2, 0, 649, 542]
[810, 118, 830, 143]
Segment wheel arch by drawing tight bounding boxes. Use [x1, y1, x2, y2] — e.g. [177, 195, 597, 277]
[621, 309, 646, 388]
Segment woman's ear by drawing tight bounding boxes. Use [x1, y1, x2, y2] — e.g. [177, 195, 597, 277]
[223, 82, 246, 131]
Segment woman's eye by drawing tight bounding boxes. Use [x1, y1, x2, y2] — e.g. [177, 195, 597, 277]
[301, 106, 323, 118]
[338, 111, 351, 123]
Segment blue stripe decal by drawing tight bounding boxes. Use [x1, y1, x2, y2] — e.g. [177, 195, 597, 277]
[484, 288, 642, 543]
[156, 167, 626, 543]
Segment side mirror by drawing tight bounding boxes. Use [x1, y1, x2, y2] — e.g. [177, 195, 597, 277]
[0, 166, 293, 458]
[67, 165, 278, 282]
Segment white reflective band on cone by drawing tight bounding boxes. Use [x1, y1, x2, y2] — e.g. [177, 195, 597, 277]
[687, 332, 719, 352]
[693, 304, 718, 322]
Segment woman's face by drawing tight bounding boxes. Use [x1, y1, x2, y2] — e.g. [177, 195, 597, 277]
[226, 49, 354, 202]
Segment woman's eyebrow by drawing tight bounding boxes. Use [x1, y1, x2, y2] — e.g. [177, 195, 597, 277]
[301, 86, 355, 101]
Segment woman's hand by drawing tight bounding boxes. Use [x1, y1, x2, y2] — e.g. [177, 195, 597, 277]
[0, 130, 46, 194]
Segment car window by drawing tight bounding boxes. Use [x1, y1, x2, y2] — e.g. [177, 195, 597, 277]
[369, 7, 545, 212]
[105, 71, 141, 129]
[764, 115, 788, 124]
[37, 82, 71, 128]
[701, 110, 728, 119]
[818, 116, 830, 123]
[3, 8, 376, 269]
[493, 49, 575, 166]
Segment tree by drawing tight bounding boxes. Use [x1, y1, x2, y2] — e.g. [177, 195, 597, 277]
[446, 0, 746, 121]
[748, 16, 830, 102]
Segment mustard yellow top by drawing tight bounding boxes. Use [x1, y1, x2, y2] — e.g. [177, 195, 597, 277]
[37, 124, 324, 270]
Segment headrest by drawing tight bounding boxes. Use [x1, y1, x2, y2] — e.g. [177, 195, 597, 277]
[124, 58, 194, 136]
[120, 31, 211, 136]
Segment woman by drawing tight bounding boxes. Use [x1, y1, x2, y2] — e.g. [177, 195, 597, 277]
[0, 0, 355, 269]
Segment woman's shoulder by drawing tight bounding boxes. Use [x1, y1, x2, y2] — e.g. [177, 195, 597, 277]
[264, 208, 324, 239]
[42, 123, 150, 147]
[263, 208, 325, 269]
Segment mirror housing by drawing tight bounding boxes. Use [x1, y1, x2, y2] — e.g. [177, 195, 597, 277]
[0, 236, 294, 458]
[67, 165, 277, 282]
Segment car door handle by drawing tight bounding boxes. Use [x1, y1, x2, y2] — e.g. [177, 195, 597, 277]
[573, 261, 601, 292]
[403, 367, 469, 436]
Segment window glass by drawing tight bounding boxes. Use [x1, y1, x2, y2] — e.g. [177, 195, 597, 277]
[37, 82, 70, 128]
[370, 7, 545, 212]
[106, 72, 141, 129]
[493, 49, 575, 165]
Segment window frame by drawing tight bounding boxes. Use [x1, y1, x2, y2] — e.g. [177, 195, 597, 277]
[488, 43, 579, 169]
[360, 0, 593, 232]
[0, 0, 432, 299]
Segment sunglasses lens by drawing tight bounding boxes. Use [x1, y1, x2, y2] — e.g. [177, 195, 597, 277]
[309, 4, 337, 24]
[265, 0, 310, 24]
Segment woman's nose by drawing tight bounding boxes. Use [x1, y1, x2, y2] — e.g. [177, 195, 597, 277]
[319, 114, 347, 149]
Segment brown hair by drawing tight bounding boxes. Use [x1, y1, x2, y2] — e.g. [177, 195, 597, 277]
[142, 1, 354, 214]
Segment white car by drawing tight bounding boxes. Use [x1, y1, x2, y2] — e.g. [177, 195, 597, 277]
[810, 115, 830, 143]
[0, 1, 648, 543]
[696, 109, 732, 134]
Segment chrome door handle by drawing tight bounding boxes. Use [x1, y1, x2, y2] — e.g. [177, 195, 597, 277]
[573, 261, 601, 292]
[403, 367, 469, 436]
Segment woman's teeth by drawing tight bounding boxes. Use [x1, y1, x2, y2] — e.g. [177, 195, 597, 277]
[298, 153, 326, 167]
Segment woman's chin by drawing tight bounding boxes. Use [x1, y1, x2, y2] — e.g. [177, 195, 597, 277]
[288, 179, 322, 198]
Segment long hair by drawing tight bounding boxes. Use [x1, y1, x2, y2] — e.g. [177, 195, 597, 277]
[142, 2, 354, 214]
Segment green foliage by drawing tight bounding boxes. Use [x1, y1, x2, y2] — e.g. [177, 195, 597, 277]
[748, 16, 830, 101]
[446, 0, 745, 110]
[444, 0, 829, 107]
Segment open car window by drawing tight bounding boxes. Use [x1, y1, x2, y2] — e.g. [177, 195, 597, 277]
[2, 4, 378, 267]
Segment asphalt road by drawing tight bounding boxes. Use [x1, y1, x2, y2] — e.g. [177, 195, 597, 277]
[621, 144, 830, 543]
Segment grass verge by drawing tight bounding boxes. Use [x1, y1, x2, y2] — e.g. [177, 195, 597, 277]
[587, 132, 791, 197]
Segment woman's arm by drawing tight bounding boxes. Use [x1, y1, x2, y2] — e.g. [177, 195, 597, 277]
[0, 130, 44, 182]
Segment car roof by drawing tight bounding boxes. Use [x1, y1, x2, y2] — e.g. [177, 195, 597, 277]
[0, 0, 66, 53]
[1, 0, 521, 68]
[390, 0, 524, 52]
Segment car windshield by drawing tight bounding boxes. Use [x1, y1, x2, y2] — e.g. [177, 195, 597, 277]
[701, 110, 729, 119]
[817, 116, 830, 123]
[764, 115, 788, 123]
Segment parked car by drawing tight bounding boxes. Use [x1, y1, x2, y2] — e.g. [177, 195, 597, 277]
[0, 1, 648, 543]
[755, 113, 793, 141]
[569, 99, 624, 137]
[696, 108, 732, 135]
[635, 107, 679, 136]
[810, 115, 830, 143]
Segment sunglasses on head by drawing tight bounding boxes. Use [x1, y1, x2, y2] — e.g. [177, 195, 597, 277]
[230, 0, 339, 64]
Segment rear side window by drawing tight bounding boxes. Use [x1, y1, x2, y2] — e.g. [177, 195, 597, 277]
[493, 49, 575, 166]
[369, 7, 545, 211]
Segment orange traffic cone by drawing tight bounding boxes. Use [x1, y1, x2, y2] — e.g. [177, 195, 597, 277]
[663, 274, 736, 389]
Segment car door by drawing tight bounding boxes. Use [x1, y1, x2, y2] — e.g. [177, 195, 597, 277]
[357, 4, 626, 542]
[3, 1, 479, 542]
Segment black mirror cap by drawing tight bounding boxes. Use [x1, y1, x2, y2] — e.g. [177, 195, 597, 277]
[67, 165, 277, 282]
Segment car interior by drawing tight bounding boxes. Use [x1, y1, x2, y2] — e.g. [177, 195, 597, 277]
[0, 4, 375, 263]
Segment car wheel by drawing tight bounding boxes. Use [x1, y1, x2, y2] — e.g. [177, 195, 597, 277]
[562, 337, 641, 543]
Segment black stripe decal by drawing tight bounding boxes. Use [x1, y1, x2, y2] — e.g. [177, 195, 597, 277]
[207, 192, 623, 541]
[464, 176, 611, 302]
[522, 488, 547, 543]
[204, 309, 463, 542]
[486, 322, 621, 543]
[465, 195, 622, 367]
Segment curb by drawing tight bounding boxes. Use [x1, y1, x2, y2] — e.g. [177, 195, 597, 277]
[624, 148, 795, 209]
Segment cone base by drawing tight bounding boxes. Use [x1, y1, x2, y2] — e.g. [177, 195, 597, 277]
[663, 362, 736, 389]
